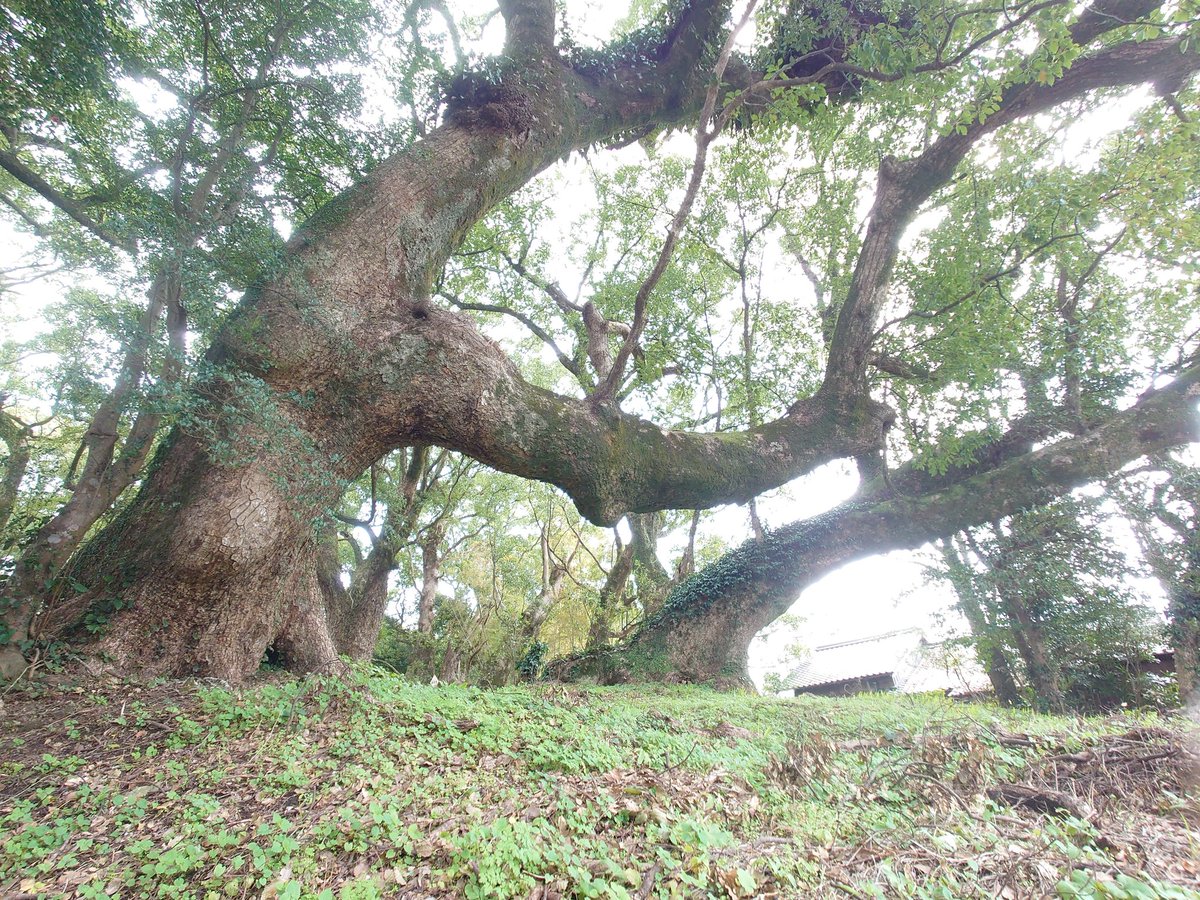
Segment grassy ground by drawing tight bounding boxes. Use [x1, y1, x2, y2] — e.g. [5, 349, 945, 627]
[1, 667, 1199, 899]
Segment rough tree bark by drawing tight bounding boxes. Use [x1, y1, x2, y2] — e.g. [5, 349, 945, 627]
[547, 369, 1200, 686]
[7, 0, 1195, 682]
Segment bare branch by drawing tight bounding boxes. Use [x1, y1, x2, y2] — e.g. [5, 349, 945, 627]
[595, 0, 761, 403]
[440, 289, 583, 381]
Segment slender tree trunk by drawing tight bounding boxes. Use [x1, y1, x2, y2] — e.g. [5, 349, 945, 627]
[0, 412, 33, 676]
[959, 590, 1023, 706]
[4, 263, 185, 648]
[960, 532, 1065, 715]
[0, 411, 31, 537]
[520, 526, 567, 647]
[939, 538, 1022, 706]
[438, 641, 462, 682]
[1174, 619, 1199, 708]
[321, 526, 398, 662]
[340, 557, 394, 660]
[975, 527, 1067, 714]
[995, 584, 1067, 714]
[397, 524, 445, 680]
[322, 446, 433, 660]
[1169, 543, 1200, 706]
[629, 512, 671, 617]
[1114, 455, 1200, 709]
[587, 541, 634, 649]
[416, 523, 444, 635]
[675, 510, 701, 582]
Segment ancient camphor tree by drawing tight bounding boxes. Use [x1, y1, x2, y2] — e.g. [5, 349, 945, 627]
[2, 0, 1198, 682]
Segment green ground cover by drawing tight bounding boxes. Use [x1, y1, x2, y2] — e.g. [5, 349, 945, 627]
[2, 667, 1198, 898]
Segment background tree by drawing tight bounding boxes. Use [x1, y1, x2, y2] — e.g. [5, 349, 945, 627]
[932, 498, 1164, 713]
[1114, 455, 1200, 704]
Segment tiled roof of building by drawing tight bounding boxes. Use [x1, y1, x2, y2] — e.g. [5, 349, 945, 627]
[781, 628, 922, 691]
[780, 628, 990, 696]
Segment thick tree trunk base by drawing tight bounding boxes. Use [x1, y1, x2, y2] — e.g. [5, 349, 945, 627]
[70, 560, 344, 683]
[34, 434, 348, 683]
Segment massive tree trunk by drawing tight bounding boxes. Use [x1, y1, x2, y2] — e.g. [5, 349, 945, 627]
[25, 430, 345, 678]
[7, 0, 1194, 682]
[548, 372, 1200, 686]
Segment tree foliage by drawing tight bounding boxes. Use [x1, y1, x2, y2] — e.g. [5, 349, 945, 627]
[934, 498, 1167, 713]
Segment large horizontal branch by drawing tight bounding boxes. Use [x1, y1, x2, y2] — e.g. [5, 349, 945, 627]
[550, 365, 1200, 682]
[374, 307, 893, 525]
[857, 406, 1080, 503]
[0, 146, 138, 253]
[658, 366, 1197, 656]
